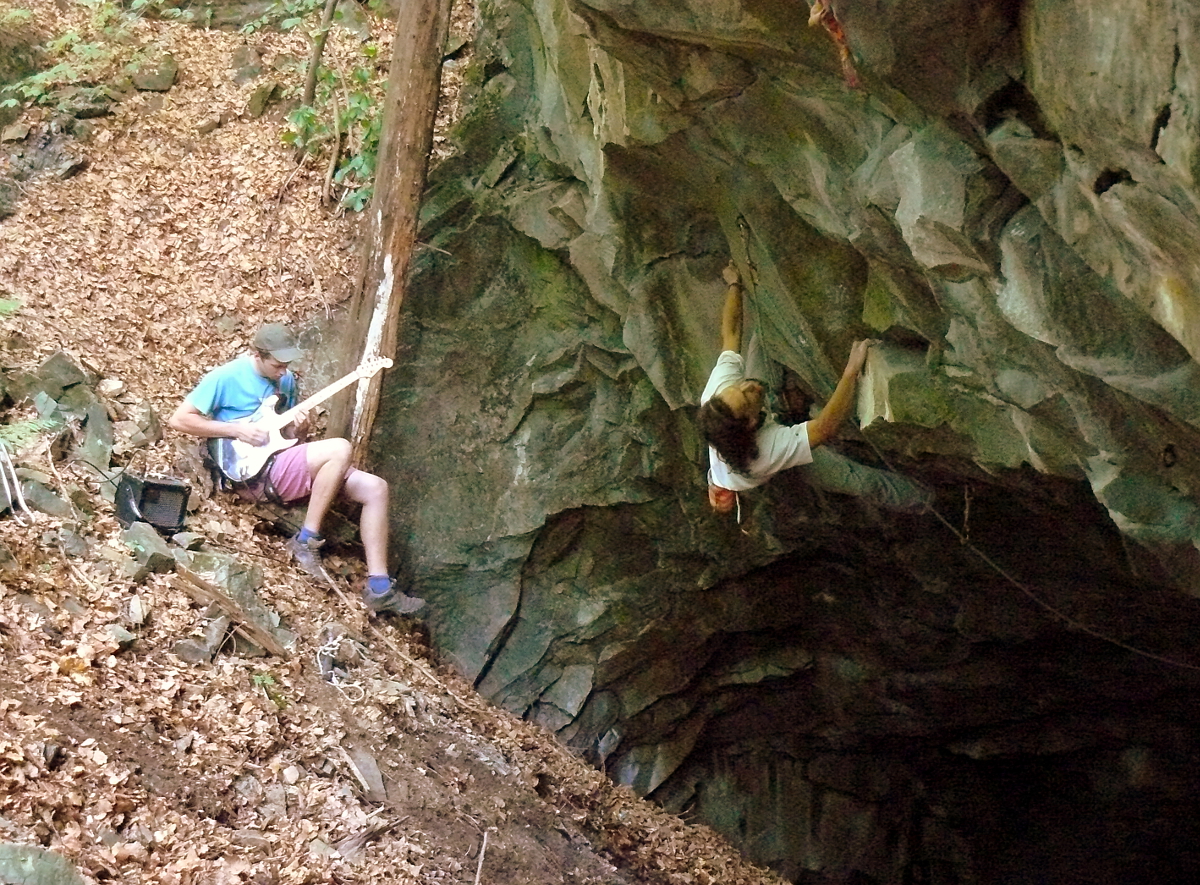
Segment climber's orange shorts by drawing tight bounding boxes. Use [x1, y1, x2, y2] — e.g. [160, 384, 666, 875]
[708, 483, 736, 514]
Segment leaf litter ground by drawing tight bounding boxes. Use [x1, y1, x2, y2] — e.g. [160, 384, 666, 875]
[0, 2, 786, 883]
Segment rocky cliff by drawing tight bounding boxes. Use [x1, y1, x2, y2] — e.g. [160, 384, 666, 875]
[370, 1, 1200, 881]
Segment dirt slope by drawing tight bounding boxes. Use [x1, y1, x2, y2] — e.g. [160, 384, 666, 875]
[0, 2, 785, 883]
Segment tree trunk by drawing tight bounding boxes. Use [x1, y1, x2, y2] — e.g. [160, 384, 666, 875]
[301, 0, 341, 108]
[331, 0, 452, 454]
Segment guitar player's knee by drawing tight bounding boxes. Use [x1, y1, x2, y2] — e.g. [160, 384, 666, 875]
[304, 437, 352, 470]
[362, 472, 387, 504]
[343, 468, 387, 506]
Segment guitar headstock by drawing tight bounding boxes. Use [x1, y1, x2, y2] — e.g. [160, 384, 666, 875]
[355, 356, 394, 379]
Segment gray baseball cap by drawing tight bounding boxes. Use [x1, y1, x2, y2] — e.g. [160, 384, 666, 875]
[252, 323, 303, 362]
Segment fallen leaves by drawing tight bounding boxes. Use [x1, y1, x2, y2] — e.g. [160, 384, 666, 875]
[1, 5, 369, 421]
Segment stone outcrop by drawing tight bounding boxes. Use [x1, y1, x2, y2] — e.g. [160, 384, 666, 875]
[367, 1, 1200, 881]
[0, 843, 85, 885]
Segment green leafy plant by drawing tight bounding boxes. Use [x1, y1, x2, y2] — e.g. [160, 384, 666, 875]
[242, 0, 388, 212]
[240, 0, 326, 35]
[0, 0, 185, 112]
[0, 418, 60, 453]
[281, 103, 320, 150]
[5, 0, 388, 211]
[128, 0, 192, 19]
[281, 55, 385, 212]
[252, 672, 289, 709]
[1, 8, 34, 26]
[330, 65, 382, 210]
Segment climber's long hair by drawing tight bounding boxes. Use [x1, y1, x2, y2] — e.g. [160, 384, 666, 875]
[698, 396, 759, 476]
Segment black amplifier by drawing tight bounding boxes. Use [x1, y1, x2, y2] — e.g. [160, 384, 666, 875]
[115, 472, 190, 534]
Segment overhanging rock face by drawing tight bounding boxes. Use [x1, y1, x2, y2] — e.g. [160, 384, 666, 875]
[370, 1, 1200, 880]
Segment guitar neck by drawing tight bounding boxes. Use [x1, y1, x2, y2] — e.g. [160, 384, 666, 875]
[262, 368, 375, 431]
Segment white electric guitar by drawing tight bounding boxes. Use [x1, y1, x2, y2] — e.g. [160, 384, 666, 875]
[211, 356, 392, 482]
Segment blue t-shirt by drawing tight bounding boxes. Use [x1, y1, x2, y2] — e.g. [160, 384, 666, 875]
[185, 354, 298, 423]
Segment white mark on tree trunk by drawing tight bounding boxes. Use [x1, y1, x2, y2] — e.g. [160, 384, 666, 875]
[353, 250, 394, 439]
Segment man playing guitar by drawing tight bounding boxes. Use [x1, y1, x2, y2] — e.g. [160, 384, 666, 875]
[168, 322, 424, 616]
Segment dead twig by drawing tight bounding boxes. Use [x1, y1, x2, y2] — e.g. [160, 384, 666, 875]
[473, 828, 492, 885]
[322, 91, 343, 208]
[40, 451, 101, 594]
[274, 154, 309, 204]
[369, 622, 475, 713]
[326, 573, 366, 623]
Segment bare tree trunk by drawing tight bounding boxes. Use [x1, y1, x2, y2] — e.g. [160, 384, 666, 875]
[331, 0, 452, 455]
[302, 0, 341, 108]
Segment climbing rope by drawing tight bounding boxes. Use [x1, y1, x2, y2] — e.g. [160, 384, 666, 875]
[315, 625, 367, 702]
[855, 430, 1200, 673]
[0, 441, 33, 525]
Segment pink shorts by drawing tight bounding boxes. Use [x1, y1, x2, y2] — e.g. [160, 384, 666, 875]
[237, 443, 362, 504]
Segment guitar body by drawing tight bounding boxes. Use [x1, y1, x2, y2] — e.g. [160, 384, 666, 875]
[207, 356, 392, 484]
[212, 395, 301, 482]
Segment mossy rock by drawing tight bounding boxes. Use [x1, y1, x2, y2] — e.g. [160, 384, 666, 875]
[144, 0, 285, 30]
[0, 19, 47, 128]
[0, 21, 45, 86]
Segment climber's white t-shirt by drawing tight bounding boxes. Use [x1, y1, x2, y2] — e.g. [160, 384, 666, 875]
[700, 351, 812, 491]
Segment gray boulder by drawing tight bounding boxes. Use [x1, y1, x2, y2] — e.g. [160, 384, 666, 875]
[0, 844, 85, 885]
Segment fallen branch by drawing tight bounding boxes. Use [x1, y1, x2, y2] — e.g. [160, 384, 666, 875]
[274, 150, 311, 203]
[473, 828, 491, 885]
[42, 451, 101, 595]
[172, 565, 291, 658]
[321, 91, 343, 208]
[335, 813, 403, 862]
[369, 622, 473, 712]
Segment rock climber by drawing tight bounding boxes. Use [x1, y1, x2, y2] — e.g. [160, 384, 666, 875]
[697, 263, 931, 515]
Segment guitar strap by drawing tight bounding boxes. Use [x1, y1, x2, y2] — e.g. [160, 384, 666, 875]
[270, 375, 293, 412]
[249, 453, 286, 504]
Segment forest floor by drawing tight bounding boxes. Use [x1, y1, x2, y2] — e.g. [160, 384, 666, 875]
[0, 2, 787, 884]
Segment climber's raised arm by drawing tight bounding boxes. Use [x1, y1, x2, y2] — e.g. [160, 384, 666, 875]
[806, 339, 872, 448]
[719, 262, 744, 354]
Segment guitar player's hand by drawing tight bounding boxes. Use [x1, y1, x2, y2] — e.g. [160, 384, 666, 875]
[286, 406, 312, 441]
[234, 424, 269, 447]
